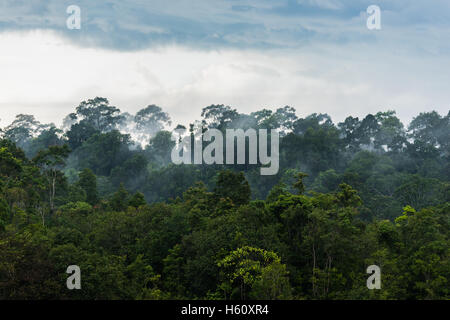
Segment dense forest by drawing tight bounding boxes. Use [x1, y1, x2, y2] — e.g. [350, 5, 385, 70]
[0, 97, 448, 299]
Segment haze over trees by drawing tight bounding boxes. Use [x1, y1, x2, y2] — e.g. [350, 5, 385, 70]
[0, 97, 448, 299]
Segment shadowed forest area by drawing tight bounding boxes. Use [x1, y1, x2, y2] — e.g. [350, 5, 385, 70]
[0, 97, 448, 299]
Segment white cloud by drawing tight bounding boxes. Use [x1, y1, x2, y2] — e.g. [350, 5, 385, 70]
[0, 30, 449, 130]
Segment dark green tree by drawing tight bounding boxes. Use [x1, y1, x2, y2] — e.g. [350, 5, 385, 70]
[33, 145, 70, 217]
[78, 168, 98, 205]
[214, 170, 251, 206]
[129, 192, 146, 208]
[110, 183, 129, 211]
[74, 97, 123, 132]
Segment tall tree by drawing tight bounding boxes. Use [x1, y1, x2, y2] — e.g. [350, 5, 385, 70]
[201, 104, 239, 130]
[78, 168, 98, 205]
[214, 170, 251, 206]
[134, 105, 171, 136]
[74, 97, 123, 132]
[3, 114, 45, 150]
[33, 145, 70, 218]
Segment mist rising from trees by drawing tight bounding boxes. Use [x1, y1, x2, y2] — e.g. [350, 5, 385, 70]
[1, 97, 448, 221]
[0, 97, 448, 299]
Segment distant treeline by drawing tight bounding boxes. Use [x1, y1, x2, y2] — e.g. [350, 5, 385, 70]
[1, 97, 448, 221]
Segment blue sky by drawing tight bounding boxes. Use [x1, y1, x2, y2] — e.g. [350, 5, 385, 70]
[2, 0, 450, 50]
[0, 0, 449, 127]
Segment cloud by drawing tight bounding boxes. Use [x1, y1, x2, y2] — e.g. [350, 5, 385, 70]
[0, 30, 449, 129]
[0, 0, 448, 51]
[0, 1, 449, 128]
[297, 0, 343, 11]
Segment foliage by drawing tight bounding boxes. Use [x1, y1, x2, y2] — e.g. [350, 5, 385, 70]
[0, 102, 448, 300]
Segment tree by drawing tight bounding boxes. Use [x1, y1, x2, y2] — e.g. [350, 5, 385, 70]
[3, 114, 44, 150]
[110, 153, 148, 190]
[162, 244, 187, 298]
[213, 170, 251, 206]
[66, 121, 99, 150]
[0, 197, 8, 231]
[250, 262, 293, 299]
[74, 130, 132, 175]
[312, 169, 341, 193]
[293, 172, 308, 195]
[394, 175, 446, 209]
[129, 192, 146, 208]
[0, 145, 23, 179]
[374, 111, 406, 152]
[33, 145, 70, 218]
[145, 130, 175, 165]
[392, 205, 450, 299]
[302, 199, 363, 298]
[218, 246, 288, 300]
[408, 111, 449, 157]
[251, 106, 297, 135]
[408, 111, 443, 147]
[27, 125, 64, 158]
[134, 105, 171, 137]
[0, 105, 449, 300]
[201, 105, 239, 130]
[356, 114, 380, 148]
[338, 116, 361, 151]
[74, 97, 123, 132]
[293, 113, 334, 135]
[78, 168, 98, 205]
[110, 183, 129, 211]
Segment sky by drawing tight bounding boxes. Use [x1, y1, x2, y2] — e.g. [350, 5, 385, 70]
[1, 0, 449, 128]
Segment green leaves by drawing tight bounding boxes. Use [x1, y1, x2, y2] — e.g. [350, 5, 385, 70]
[78, 168, 98, 205]
[75, 97, 123, 132]
[218, 246, 289, 300]
[213, 170, 251, 206]
[0, 105, 449, 300]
